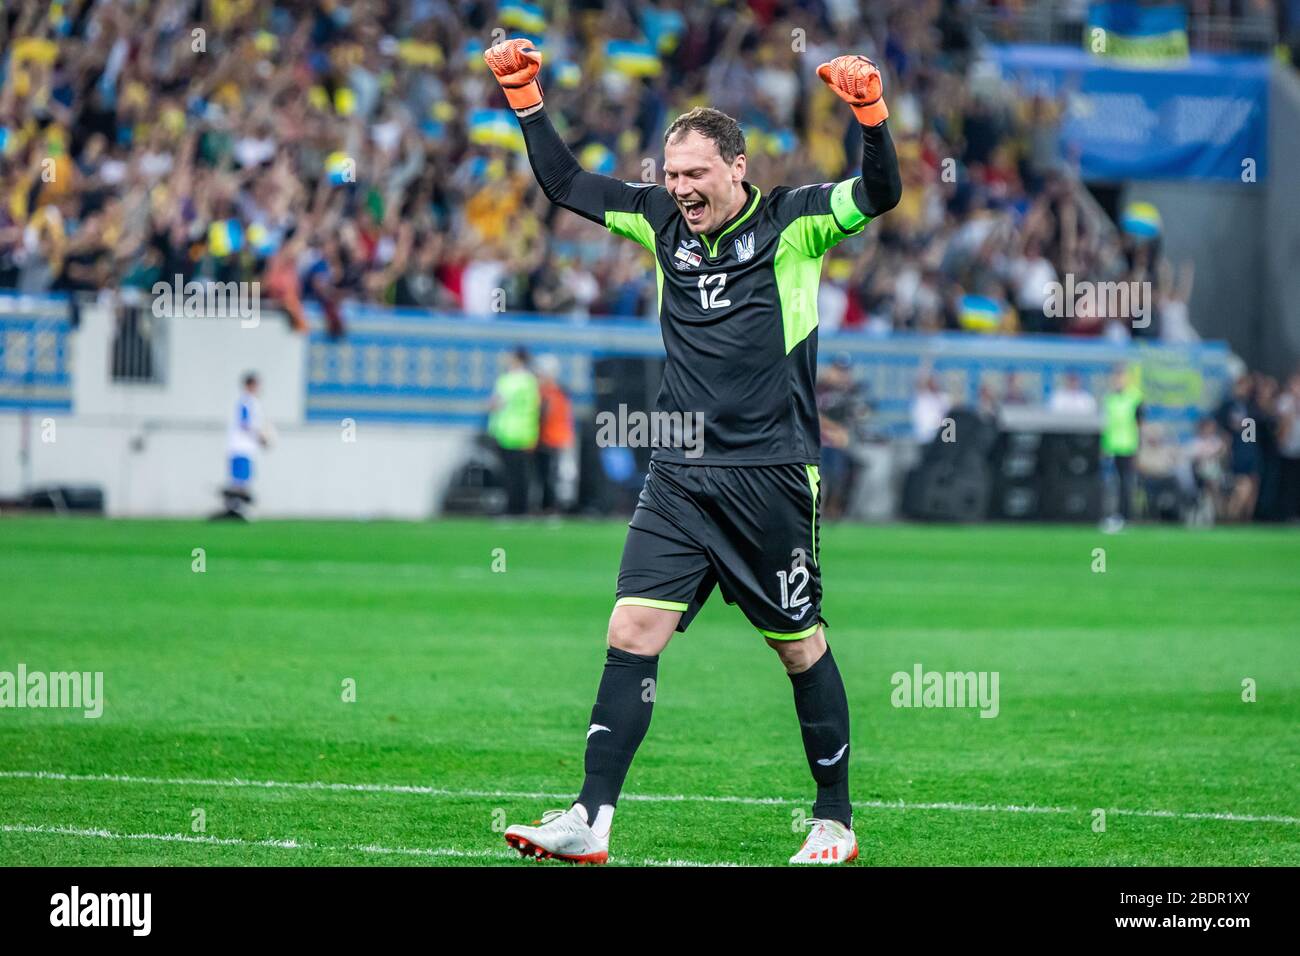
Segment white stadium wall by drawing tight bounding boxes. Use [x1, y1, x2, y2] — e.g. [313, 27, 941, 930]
[0, 299, 474, 518]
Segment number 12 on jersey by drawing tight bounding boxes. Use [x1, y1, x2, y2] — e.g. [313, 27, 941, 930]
[697, 273, 730, 310]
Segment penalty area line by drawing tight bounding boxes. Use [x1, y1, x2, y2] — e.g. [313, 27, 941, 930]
[0, 769, 1296, 826]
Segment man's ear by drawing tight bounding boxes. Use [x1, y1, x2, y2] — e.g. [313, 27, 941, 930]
[733, 153, 747, 183]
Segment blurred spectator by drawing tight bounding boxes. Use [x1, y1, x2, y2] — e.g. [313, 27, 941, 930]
[1002, 372, 1031, 406]
[911, 373, 951, 444]
[1157, 261, 1198, 344]
[1276, 371, 1300, 521]
[488, 347, 539, 516]
[1136, 421, 1184, 521]
[817, 354, 871, 520]
[1049, 370, 1098, 415]
[534, 353, 574, 515]
[1009, 236, 1057, 333]
[1215, 373, 1262, 522]
[1188, 415, 1228, 523]
[1101, 364, 1142, 531]
[1252, 372, 1284, 521]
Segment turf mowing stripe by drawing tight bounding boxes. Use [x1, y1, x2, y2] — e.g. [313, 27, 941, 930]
[0, 824, 737, 867]
[3, 769, 1297, 826]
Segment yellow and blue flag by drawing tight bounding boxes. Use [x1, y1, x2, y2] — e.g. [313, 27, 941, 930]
[1120, 201, 1162, 239]
[1086, 3, 1189, 63]
[606, 40, 661, 78]
[469, 109, 525, 152]
[500, 1, 546, 35]
[207, 219, 244, 258]
[958, 294, 1005, 333]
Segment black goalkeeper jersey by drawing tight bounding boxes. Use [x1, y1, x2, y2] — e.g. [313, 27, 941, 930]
[519, 109, 900, 465]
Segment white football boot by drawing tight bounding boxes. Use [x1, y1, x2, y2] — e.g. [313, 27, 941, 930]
[790, 818, 858, 865]
[504, 804, 611, 864]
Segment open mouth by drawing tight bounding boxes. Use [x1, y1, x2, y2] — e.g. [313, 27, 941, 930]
[680, 198, 707, 226]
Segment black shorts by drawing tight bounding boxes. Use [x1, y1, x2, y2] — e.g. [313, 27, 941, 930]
[615, 459, 825, 639]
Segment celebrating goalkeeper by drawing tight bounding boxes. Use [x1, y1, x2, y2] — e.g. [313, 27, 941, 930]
[486, 39, 901, 865]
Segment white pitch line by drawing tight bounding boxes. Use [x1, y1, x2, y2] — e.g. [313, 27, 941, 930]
[1, 769, 1296, 826]
[0, 824, 735, 867]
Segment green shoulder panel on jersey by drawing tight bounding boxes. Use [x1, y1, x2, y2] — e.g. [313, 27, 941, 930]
[605, 209, 656, 252]
[773, 234, 824, 354]
[773, 178, 873, 352]
[605, 210, 665, 316]
[830, 178, 869, 233]
[782, 179, 871, 259]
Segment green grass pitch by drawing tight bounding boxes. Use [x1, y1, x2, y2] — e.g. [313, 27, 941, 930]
[0, 516, 1296, 866]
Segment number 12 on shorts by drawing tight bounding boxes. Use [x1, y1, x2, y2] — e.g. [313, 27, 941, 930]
[776, 564, 810, 609]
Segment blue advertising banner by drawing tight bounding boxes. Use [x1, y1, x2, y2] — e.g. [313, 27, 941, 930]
[988, 44, 1269, 182]
[0, 296, 74, 412]
[303, 309, 1233, 444]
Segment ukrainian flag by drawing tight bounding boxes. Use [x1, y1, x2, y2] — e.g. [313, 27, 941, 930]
[1120, 201, 1162, 239]
[751, 128, 796, 155]
[397, 39, 444, 68]
[247, 222, 279, 256]
[469, 109, 525, 152]
[325, 152, 354, 185]
[207, 219, 244, 258]
[578, 143, 616, 176]
[606, 40, 661, 78]
[958, 294, 1005, 333]
[771, 130, 797, 154]
[500, 1, 546, 35]
[554, 60, 581, 89]
[1086, 3, 1189, 63]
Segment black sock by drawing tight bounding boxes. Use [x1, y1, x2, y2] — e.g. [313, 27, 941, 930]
[575, 646, 658, 822]
[789, 645, 852, 827]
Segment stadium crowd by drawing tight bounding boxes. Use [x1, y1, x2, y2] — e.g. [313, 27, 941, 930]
[0, 0, 1210, 342]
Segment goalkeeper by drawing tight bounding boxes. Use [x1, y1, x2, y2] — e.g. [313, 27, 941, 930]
[486, 39, 901, 865]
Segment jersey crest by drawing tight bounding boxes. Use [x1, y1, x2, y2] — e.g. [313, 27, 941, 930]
[734, 231, 756, 263]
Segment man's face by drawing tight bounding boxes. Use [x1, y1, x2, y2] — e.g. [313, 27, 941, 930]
[664, 130, 746, 235]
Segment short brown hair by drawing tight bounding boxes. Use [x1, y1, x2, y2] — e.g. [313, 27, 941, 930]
[664, 107, 746, 164]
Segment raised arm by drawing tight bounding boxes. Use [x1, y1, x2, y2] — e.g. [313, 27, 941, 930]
[484, 39, 673, 240]
[774, 56, 902, 258]
[822, 54, 902, 221]
[516, 107, 658, 227]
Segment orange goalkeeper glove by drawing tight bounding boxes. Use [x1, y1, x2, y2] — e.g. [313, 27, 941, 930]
[483, 38, 543, 112]
[817, 55, 889, 127]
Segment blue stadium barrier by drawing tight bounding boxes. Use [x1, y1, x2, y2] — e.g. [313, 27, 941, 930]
[0, 296, 1233, 441]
